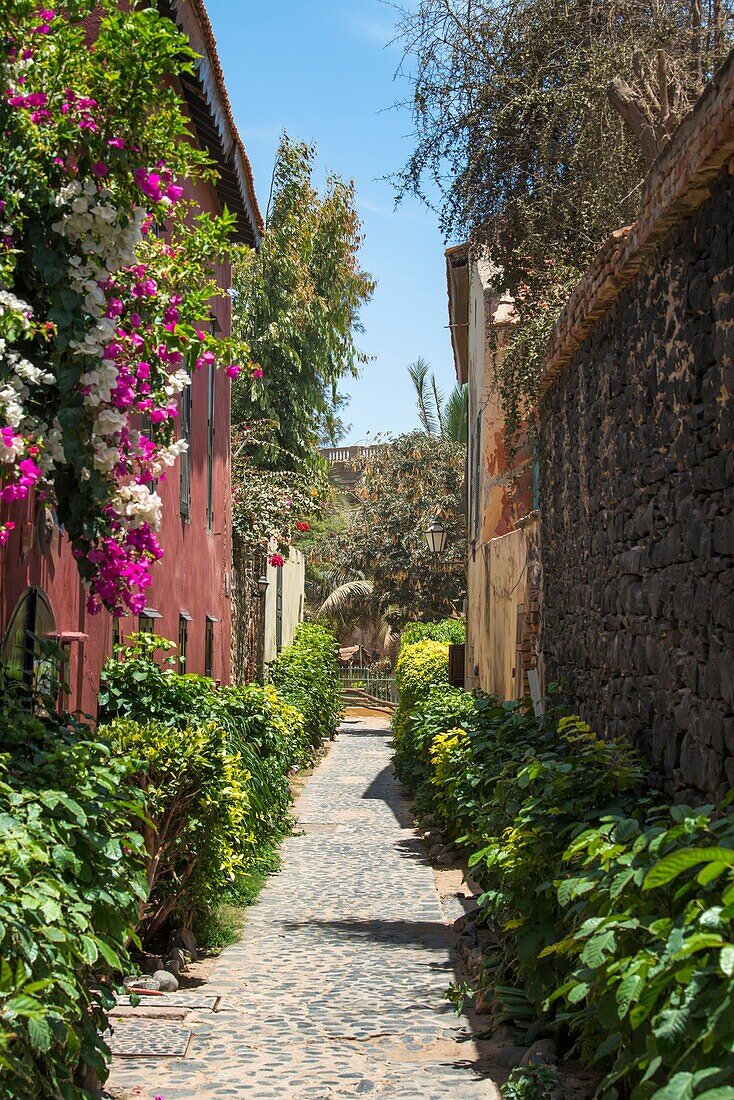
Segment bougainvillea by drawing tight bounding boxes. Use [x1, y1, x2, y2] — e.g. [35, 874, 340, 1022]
[0, 1, 252, 614]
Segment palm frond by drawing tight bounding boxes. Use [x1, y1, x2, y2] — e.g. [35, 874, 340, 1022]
[316, 579, 374, 621]
[442, 384, 468, 445]
[431, 373, 446, 435]
[408, 356, 439, 434]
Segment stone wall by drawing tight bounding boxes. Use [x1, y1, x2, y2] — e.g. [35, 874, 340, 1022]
[539, 166, 734, 799]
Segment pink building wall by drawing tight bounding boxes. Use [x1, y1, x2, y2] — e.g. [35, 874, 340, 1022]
[0, 0, 262, 717]
[0, 174, 234, 717]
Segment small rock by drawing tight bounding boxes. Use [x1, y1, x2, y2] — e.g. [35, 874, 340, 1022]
[520, 1038, 558, 1066]
[178, 928, 198, 960]
[139, 954, 163, 976]
[123, 975, 161, 992]
[492, 1025, 524, 1044]
[494, 1045, 527, 1069]
[152, 969, 179, 993]
[164, 956, 181, 977]
[436, 848, 456, 866]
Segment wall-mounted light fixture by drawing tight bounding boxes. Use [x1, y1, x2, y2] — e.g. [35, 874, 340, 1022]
[425, 516, 448, 555]
[251, 575, 269, 599]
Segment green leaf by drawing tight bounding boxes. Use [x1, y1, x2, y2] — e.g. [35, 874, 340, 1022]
[719, 945, 734, 977]
[649, 1072, 695, 1100]
[644, 848, 734, 890]
[79, 936, 99, 966]
[3, 994, 44, 1017]
[27, 1016, 52, 1052]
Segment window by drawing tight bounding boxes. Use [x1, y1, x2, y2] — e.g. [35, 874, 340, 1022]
[112, 617, 124, 660]
[206, 361, 215, 530]
[204, 616, 215, 679]
[179, 382, 192, 520]
[1, 586, 56, 693]
[178, 613, 191, 672]
[138, 608, 161, 635]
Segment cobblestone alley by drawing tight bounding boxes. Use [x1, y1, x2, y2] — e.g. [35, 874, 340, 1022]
[107, 714, 500, 1100]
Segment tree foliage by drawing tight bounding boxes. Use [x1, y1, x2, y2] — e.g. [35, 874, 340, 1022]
[231, 135, 375, 464]
[396, 0, 734, 437]
[317, 431, 466, 626]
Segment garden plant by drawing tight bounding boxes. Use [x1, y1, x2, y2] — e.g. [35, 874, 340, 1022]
[393, 649, 734, 1099]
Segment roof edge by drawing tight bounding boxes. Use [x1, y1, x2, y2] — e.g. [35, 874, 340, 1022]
[169, 0, 264, 244]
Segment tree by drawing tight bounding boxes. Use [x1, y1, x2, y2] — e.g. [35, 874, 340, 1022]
[317, 431, 466, 626]
[395, 0, 733, 438]
[231, 135, 375, 466]
[408, 356, 467, 444]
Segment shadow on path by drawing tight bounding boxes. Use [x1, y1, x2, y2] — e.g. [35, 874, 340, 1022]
[361, 762, 415, 828]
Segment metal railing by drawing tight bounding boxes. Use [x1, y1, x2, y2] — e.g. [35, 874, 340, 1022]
[339, 667, 397, 704]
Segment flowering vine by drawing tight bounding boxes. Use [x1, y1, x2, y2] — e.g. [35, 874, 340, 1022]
[0, 1, 256, 614]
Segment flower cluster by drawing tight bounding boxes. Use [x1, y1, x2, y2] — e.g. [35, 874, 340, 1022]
[0, 2, 257, 612]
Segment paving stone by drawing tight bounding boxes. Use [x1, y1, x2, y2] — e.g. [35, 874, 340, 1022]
[107, 717, 500, 1098]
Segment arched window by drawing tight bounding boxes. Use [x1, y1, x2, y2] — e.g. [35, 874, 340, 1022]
[1, 587, 57, 691]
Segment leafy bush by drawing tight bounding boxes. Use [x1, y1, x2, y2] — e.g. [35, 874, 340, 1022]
[99, 632, 327, 945]
[392, 639, 450, 780]
[0, 672, 146, 1098]
[399, 685, 734, 1097]
[401, 617, 465, 647]
[102, 718, 251, 942]
[268, 623, 342, 748]
[547, 804, 734, 1097]
[395, 683, 473, 793]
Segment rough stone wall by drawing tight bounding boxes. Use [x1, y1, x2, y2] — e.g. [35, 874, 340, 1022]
[540, 169, 734, 801]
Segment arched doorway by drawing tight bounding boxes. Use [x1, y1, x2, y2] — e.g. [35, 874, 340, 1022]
[1, 586, 57, 694]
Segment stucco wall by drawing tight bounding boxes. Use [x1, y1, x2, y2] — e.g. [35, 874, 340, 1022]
[540, 168, 734, 800]
[263, 547, 305, 668]
[464, 257, 535, 693]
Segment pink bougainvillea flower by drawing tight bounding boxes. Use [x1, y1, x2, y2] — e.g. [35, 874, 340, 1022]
[268, 552, 285, 568]
[195, 350, 215, 371]
[165, 183, 184, 203]
[250, 366, 264, 379]
[91, 160, 109, 177]
[107, 136, 125, 149]
[134, 167, 163, 203]
[225, 364, 240, 379]
[0, 521, 16, 546]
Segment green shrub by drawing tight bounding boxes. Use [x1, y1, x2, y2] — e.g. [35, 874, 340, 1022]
[392, 640, 450, 780]
[99, 635, 310, 943]
[401, 617, 466, 647]
[547, 804, 734, 1097]
[394, 684, 473, 793]
[103, 718, 251, 942]
[268, 623, 342, 748]
[0, 672, 147, 1099]
[399, 684, 734, 1096]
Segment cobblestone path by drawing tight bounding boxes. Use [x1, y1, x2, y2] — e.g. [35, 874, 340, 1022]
[108, 715, 500, 1099]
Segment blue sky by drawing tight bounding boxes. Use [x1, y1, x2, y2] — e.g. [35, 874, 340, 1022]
[207, 0, 459, 445]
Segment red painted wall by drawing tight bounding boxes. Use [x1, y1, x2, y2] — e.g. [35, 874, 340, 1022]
[0, 169, 234, 718]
